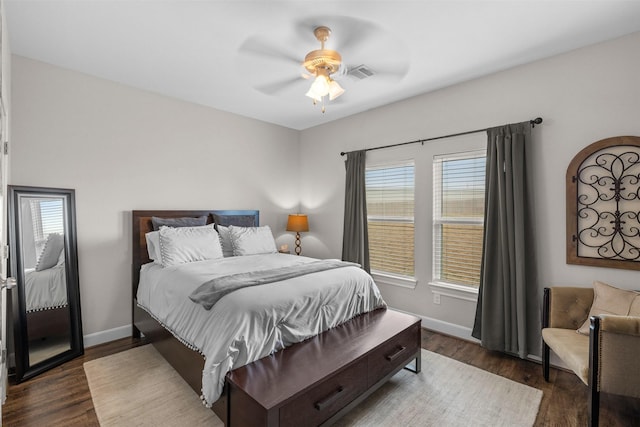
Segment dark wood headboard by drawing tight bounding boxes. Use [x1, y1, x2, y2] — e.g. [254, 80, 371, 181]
[131, 210, 259, 304]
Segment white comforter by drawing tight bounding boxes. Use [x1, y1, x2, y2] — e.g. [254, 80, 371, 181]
[25, 264, 68, 312]
[136, 253, 385, 406]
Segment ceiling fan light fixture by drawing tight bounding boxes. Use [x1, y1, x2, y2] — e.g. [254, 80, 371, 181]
[308, 73, 330, 97]
[305, 83, 323, 102]
[328, 80, 344, 101]
[302, 26, 345, 112]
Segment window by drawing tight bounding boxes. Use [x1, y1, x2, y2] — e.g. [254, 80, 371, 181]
[366, 161, 415, 278]
[433, 151, 485, 287]
[30, 198, 65, 253]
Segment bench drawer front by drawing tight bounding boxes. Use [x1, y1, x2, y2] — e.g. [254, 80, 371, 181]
[367, 323, 419, 386]
[279, 358, 367, 427]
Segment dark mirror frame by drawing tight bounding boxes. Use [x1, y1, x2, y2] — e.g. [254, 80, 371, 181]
[8, 185, 83, 382]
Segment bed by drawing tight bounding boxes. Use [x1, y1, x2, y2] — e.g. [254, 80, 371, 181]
[132, 210, 421, 426]
[25, 240, 70, 341]
[25, 264, 67, 312]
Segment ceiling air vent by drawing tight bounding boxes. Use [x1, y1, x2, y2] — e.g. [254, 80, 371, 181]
[348, 64, 375, 80]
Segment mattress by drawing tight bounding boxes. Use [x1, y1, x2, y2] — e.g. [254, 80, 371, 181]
[136, 253, 386, 406]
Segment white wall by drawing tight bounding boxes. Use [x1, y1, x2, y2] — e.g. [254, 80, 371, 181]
[10, 56, 300, 342]
[299, 31, 640, 356]
[10, 31, 640, 354]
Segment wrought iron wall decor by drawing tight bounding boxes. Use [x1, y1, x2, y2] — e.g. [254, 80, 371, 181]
[566, 136, 640, 270]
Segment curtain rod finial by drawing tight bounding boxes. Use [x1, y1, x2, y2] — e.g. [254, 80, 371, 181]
[340, 152, 346, 156]
[530, 117, 543, 128]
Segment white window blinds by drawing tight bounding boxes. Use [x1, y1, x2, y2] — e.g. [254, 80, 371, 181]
[433, 151, 485, 287]
[366, 161, 415, 277]
[31, 198, 65, 242]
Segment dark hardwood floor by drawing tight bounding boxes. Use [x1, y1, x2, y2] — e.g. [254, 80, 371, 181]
[2, 338, 148, 426]
[2, 329, 639, 426]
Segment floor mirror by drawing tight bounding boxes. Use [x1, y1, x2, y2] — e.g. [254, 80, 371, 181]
[8, 185, 83, 382]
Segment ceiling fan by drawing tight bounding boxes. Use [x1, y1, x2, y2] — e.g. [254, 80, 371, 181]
[237, 17, 409, 111]
[301, 26, 345, 112]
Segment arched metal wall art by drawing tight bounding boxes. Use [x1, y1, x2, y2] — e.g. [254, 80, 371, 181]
[566, 136, 640, 270]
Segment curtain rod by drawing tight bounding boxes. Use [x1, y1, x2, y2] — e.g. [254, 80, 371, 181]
[339, 117, 543, 157]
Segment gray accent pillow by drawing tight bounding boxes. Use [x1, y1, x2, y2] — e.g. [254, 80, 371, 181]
[213, 214, 257, 228]
[216, 225, 234, 257]
[151, 215, 207, 231]
[35, 233, 65, 271]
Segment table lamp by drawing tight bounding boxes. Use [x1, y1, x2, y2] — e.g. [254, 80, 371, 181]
[286, 214, 309, 255]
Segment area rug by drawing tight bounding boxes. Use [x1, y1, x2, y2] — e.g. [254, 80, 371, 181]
[84, 345, 542, 427]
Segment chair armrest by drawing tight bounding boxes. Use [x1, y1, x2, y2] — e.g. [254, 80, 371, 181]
[590, 315, 640, 399]
[598, 314, 640, 336]
[544, 287, 594, 329]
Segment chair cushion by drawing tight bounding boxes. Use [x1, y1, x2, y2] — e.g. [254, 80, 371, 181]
[629, 295, 640, 317]
[577, 281, 639, 335]
[548, 287, 593, 329]
[542, 327, 590, 384]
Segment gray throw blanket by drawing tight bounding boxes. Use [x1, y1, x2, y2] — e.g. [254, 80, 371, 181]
[189, 260, 359, 310]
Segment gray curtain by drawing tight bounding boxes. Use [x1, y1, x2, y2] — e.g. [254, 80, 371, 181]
[472, 122, 531, 358]
[342, 150, 371, 273]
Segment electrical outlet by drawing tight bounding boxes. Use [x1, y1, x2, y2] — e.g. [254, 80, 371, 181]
[433, 293, 441, 305]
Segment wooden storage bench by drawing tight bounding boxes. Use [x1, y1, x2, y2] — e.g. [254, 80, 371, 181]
[226, 308, 422, 426]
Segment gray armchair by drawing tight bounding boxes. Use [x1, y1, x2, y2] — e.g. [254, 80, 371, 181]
[541, 286, 640, 427]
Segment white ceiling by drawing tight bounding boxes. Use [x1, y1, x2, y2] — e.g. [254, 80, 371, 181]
[6, 1, 640, 130]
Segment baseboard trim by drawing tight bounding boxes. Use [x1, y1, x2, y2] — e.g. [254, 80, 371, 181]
[83, 325, 131, 348]
[387, 307, 573, 371]
[388, 306, 480, 344]
[82, 311, 478, 350]
[81, 312, 570, 372]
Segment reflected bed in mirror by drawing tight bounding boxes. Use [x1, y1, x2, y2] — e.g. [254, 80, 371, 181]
[8, 186, 83, 382]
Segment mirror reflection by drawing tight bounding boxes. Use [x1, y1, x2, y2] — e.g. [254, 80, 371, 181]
[20, 195, 71, 365]
[9, 185, 83, 382]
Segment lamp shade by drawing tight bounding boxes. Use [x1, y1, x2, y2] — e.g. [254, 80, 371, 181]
[305, 74, 329, 101]
[286, 214, 309, 232]
[328, 80, 344, 101]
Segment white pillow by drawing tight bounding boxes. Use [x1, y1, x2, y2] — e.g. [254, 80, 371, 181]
[145, 231, 161, 262]
[158, 225, 223, 267]
[229, 225, 277, 256]
[35, 233, 65, 271]
[216, 225, 234, 257]
[56, 248, 66, 266]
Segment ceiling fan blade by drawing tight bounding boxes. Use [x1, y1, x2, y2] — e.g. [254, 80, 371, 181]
[340, 58, 410, 82]
[365, 62, 410, 79]
[239, 37, 300, 66]
[292, 16, 380, 54]
[334, 21, 379, 53]
[255, 76, 303, 95]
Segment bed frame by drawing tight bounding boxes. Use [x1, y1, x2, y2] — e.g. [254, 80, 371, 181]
[27, 307, 70, 341]
[132, 210, 421, 426]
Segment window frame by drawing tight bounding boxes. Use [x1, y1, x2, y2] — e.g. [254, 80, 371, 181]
[365, 159, 417, 288]
[432, 149, 486, 290]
